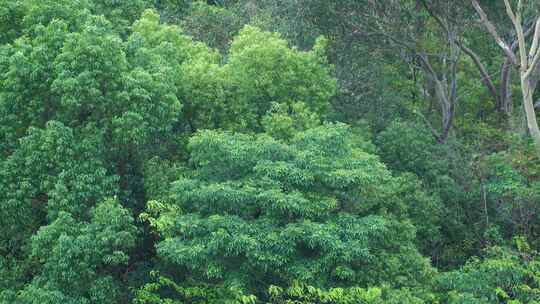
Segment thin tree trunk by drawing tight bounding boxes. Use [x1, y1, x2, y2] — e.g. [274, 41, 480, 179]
[458, 42, 501, 106]
[472, 0, 540, 155]
[418, 53, 457, 143]
[521, 76, 540, 153]
[500, 59, 513, 115]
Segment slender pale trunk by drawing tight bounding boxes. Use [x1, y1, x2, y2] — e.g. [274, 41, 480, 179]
[472, 0, 540, 155]
[521, 75, 540, 153]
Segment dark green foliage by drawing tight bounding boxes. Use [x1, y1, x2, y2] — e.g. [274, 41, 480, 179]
[3, 1, 540, 303]
[0, 122, 117, 254]
[376, 120, 479, 266]
[0, 19, 70, 153]
[51, 15, 181, 149]
[1, 199, 138, 303]
[376, 120, 454, 181]
[181, 1, 244, 53]
[90, 0, 153, 35]
[0, 0, 24, 44]
[437, 241, 540, 303]
[21, 0, 92, 32]
[478, 144, 540, 247]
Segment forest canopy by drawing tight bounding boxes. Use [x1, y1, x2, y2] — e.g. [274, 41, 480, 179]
[2, 0, 540, 303]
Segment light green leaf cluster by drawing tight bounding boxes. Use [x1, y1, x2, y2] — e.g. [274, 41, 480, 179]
[438, 244, 540, 303]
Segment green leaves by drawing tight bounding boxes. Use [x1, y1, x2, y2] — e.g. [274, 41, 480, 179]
[21, 199, 138, 303]
[52, 17, 126, 118]
[1, 3, 499, 303]
[21, 0, 91, 33]
[266, 283, 421, 304]
[262, 102, 321, 141]
[129, 12, 336, 133]
[0, 122, 117, 253]
[145, 124, 435, 296]
[90, 0, 152, 35]
[0, 0, 24, 44]
[437, 244, 540, 303]
[0, 7, 342, 299]
[224, 26, 336, 131]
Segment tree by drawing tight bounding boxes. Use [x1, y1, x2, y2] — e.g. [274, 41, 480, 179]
[90, 0, 153, 35]
[437, 240, 540, 303]
[240, 0, 465, 142]
[8, 1, 540, 302]
[222, 26, 336, 132]
[52, 14, 182, 148]
[128, 11, 335, 134]
[0, 0, 24, 44]
[376, 120, 477, 266]
[180, 1, 244, 53]
[20, 0, 91, 33]
[0, 19, 71, 154]
[135, 278, 430, 303]
[1, 199, 139, 304]
[267, 283, 429, 304]
[472, 0, 540, 154]
[141, 123, 437, 299]
[0, 121, 117, 258]
[419, 0, 528, 118]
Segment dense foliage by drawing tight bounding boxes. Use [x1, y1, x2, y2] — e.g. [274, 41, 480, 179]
[2, 0, 540, 303]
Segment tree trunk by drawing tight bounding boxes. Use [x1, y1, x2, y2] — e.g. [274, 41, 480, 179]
[472, 0, 540, 155]
[521, 75, 540, 153]
[500, 59, 513, 115]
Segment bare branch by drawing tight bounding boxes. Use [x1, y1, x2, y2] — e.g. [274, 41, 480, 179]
[471, 0, 518, 64]
[526, 46, 540, 79]
[417, 53, 438, 79]
[525, 18, 540, 78]
[419, 0, 448, 33]
[457, 41, 499, 103]
[504, 0, 517, 23]
[528, 18, 540, 59]
[504, 0, 528, 68]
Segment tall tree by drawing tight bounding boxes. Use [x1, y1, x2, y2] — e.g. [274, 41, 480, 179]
[472, 0, 540, 153]
[141, 123, 438, 299]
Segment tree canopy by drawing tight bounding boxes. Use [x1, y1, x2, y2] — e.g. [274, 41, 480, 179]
[3, 0, 540, 303]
